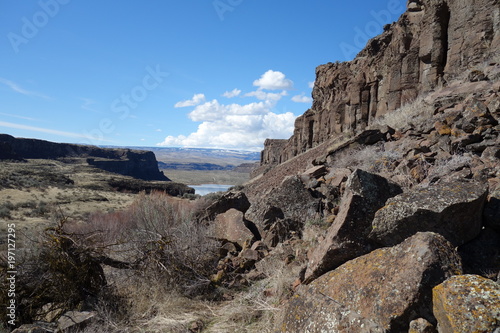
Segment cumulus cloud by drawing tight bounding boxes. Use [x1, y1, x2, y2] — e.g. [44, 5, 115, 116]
[174, 93, 206, 108]
[291, 94, 313, 103]
[222, 89, 241, 98]
[308, 81, 315, 89]
[158, 70, 300, 150]
[157, 99, 296, 151]
[253, 70, 294, 90]
[244, 90, 287, 101]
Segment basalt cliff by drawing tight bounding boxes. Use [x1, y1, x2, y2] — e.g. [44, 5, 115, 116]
[0, 133, 169, 181]
[259, 0, 499, 167]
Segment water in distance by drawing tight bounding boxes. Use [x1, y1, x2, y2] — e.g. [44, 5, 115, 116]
[190, 184, 233, 196]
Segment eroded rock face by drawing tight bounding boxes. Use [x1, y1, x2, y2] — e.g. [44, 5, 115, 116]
[433, 275, 500, 333]
[281, 232, 462, 333]
[259, 0, 499, 167]
[304, 169, 402, 283]
[369, 181, 488, 247]
[0, 134, 169, 181]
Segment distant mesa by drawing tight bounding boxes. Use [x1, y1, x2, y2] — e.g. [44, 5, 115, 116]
[0, 133, 169, 181]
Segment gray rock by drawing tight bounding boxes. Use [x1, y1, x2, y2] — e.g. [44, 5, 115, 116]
[281, 233, 462, 333]
[369, 181, 488, 247]
[433, 275, 500, 333]
[304, 169, 402, 283]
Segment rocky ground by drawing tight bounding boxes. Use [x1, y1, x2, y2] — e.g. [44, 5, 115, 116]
[5, 0, 500, 332]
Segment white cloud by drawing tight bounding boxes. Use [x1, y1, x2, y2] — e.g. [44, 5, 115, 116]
[308, 81, 315, 89]
[244, 90, 287, 102]
[291, 94, 313, 103]
[0, 78, 51, 100]
[174, 93, 206, 108]
[188, 100, 269, 122]
[222, 89, 241, 98]
[157, 99, 296, 151]
[253, 70, 294, 90]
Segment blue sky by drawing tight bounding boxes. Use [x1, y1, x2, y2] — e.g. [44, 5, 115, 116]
[0, 0, 406, 151]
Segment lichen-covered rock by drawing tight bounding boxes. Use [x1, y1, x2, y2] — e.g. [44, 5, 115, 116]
[213, 209, 256, 247]
[304, 169, 402, 283]
[369, 181, 488, 247]
[433, 274, 500, 333]
[281, 232, 462, 333]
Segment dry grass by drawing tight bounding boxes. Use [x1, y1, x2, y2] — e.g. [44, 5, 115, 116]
[371, 94, 433, 131]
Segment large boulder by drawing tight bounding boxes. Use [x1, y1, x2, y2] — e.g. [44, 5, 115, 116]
[198, 191, 251, 222]
[304, 169, 402, 283]
[245, 176, 321, 244]
[280, 232, 463, 333]
[433, 275, 500, 333]
[369, 181, 488, 247]
[213, 209, 258, 248]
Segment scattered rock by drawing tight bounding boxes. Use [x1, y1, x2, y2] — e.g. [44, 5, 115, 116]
[303, 169, 402, 283]
[369, 181, 488, 247]
[281, 233, 462, 333]
[433, 275, 500, 333]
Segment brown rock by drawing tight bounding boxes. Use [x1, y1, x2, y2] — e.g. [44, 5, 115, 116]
[245, 176, 321, 244]
[281, 232, 462, 333]
[369, 181, 488, 247]
[433, 275, 500, 333]
[304, 169, 402, 283]
[213, 209, 256, 248]
[409, 318, 437, 333]
[258, 0, 499, 167]
[199, 191, 251, 222]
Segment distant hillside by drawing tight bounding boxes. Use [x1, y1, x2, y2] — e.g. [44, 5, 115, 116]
[0, 134, 169, 181]
[103, 146, 261, 171]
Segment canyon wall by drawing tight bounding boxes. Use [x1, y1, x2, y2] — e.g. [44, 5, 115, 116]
[261, 0, 500, 166]
[0, 134, 169, 181]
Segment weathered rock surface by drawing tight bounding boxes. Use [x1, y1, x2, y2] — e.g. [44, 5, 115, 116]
[213, 209, 257, 247]
[245, 176, 321, 245]
[369, 181, 488, 247]
[281, 232, 462, 333]
[433, 274, 500, 333]
[198, 191, 251, 223]
[304, 169, 402, 283]
[0, 133, 169, 181]
[259, 0, 499, 168]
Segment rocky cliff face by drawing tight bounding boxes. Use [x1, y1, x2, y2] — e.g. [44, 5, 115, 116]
[0, 134, 169, 181]
[260, 0, 500, 166]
